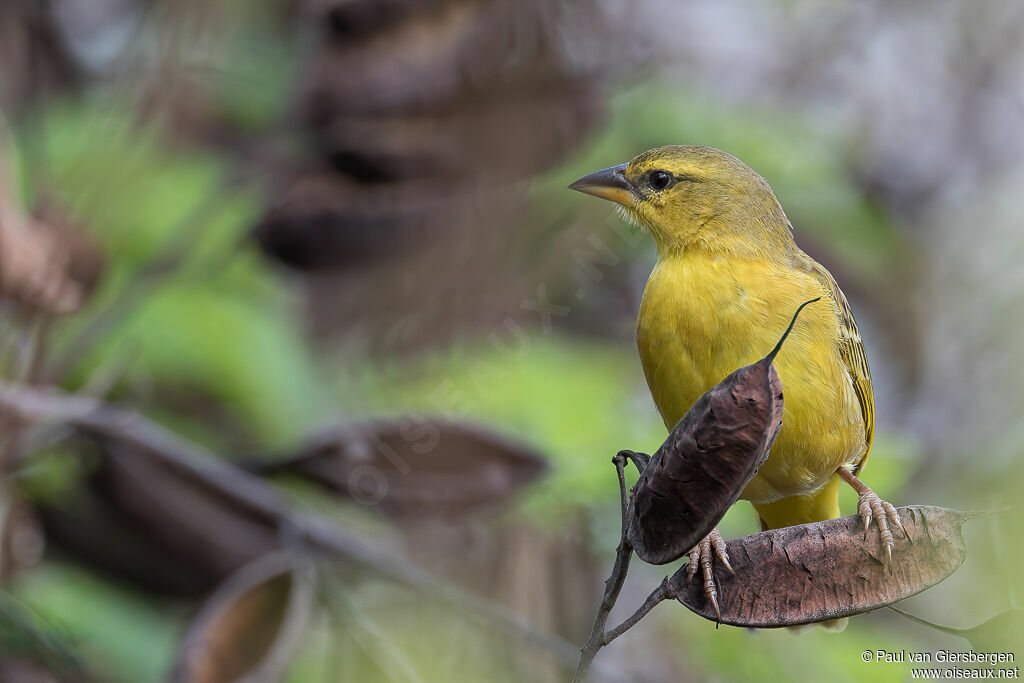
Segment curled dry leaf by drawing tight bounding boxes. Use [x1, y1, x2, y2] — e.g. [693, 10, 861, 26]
[673, 506, 972, 627]
[170, 554, 314, 683]
[0, 140, 103, 314]
[626, 300, 820, 565]
[253, 417, 547, 520]
[0, 209, 95, 314]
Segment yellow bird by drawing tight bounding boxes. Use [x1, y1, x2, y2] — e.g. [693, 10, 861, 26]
[571, 146, 904, 618]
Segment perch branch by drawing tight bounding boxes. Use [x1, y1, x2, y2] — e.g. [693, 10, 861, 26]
[573, 453, 687, 682]
[573, 452, 635, 682]
[603, 576, 678, 643]
[0, 382, 594, 675]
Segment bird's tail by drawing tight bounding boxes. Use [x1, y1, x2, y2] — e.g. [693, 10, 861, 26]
[752, 473, 842, 531]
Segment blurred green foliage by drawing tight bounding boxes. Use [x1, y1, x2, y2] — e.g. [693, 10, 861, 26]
[22, 101, 329, 452]
[0, 589, 85, 678]
[12, 565, 177, 682]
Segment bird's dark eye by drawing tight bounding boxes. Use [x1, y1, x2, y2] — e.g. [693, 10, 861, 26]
[647, 170, 673, 191]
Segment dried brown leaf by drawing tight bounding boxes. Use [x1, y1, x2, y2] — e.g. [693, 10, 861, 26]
[0, 215, 86, 314]
[673, 506, 971, 627]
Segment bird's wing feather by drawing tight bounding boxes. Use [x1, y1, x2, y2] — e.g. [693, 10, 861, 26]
[799, 255, 875, 472]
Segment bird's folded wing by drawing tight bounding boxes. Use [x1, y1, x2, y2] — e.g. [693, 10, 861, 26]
[801, 256, 875, 472]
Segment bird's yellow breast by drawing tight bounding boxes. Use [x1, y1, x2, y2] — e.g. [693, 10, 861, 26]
[637, 252, 866, 504]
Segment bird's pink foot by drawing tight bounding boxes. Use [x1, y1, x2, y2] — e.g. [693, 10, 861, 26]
[837, 467, 907, 567]
[686, 528, 733, 621]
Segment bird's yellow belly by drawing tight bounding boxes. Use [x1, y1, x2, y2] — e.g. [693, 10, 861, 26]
[637, 256, 865, 505]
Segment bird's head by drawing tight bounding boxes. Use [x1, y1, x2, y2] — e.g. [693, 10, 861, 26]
[570, 145, 794, 257]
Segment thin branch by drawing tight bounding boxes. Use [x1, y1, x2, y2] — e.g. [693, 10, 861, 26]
[0, 312, 48, 578]
[619, 449, 649, 474]
[0, 382, 590, 674]
[572, 451, 691, 681]
[603, 576, 677, 644]
[572, 452, 634, 683]
[321, 568, 426, 683]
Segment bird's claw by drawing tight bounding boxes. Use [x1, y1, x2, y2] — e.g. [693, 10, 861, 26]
[686, 528, 732, 621]
[856, 488, 907, 568]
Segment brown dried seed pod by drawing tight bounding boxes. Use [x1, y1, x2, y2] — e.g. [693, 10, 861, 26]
[626, 299, 819, 565]
[251, 418, 547, 520]
[300, 0, 498, 120]
[38, 433, 280, 597]
[300, 0, 588, 120]
[170, 554, 313, 683]
[250, 170, 453, 270]
[673, 506, 973, 627]
[315, 78, 602, 184]
[294, 0, 462, 41]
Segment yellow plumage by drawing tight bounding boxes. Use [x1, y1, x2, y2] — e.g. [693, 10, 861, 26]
[571, 145, 874, 532]
[638, 246, 870, 529]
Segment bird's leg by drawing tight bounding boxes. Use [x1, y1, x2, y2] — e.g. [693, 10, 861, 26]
[686, 528, 733, 622]
[836, 466, 907, 567]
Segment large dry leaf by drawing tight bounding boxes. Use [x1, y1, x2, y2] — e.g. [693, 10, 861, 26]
[674, 506, 972, 627]
[170, 555, 314, 683]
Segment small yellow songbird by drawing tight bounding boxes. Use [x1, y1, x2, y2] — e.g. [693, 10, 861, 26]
[571, 146, 905, 618]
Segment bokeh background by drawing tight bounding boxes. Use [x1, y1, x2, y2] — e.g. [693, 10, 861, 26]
[0, 0, 1022, 681]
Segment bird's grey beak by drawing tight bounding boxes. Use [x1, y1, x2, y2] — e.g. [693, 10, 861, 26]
[569, 164, 636, 205]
